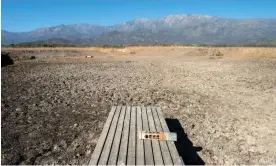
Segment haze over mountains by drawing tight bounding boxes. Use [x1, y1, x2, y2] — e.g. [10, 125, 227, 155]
[2, 14, 276, 46]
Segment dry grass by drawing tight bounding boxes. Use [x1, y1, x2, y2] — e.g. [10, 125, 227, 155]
[2, 46, 276, 58]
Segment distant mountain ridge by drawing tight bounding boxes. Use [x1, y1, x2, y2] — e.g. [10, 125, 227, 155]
[2, 14, 276, 46]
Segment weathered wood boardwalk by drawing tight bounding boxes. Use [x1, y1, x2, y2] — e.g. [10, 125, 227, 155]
[89, 106, 183, 165]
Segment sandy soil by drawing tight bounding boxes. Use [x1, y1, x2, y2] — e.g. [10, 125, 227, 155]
[1, 47, 276, 164]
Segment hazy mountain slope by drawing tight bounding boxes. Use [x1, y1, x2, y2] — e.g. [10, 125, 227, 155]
[2, 24, 110, 44]
[2, 14, 276, 45]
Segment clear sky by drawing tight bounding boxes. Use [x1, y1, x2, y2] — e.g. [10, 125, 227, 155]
[2, 0, 276, 32]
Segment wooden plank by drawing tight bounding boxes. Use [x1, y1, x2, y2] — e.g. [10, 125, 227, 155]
[152, 107, 174, 165]
[136, 106, 144, 165]
[97, 106, 121, 165]
[156, 107, 183, 165]
[141, 106, 154, 165]
[117, 106, 131, 165]
[89, 106, 117, 165]
[108, 106, 126, 165]
[147, 106, 164, 165]
[127, 106, 136, 165]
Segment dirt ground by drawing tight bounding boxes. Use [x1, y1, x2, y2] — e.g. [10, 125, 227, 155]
[1, 47, 276, 165]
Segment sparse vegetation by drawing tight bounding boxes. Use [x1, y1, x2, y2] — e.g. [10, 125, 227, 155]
[2, 42, 276, 48]
[130, 51, 136, 54]
[216, 51, 224, 56]
[102, 45, 125, 48]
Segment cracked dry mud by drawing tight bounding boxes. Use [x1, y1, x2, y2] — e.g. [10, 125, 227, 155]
[1, 48, 276, 164]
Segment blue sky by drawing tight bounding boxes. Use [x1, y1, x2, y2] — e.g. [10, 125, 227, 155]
[2, 0, 276, 32]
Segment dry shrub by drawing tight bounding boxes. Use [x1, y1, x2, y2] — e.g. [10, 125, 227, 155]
[216, 51, 224, 56]
[130, 51, 136, 54]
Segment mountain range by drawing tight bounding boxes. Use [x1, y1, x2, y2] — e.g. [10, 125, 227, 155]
[2, 14, 276, 46]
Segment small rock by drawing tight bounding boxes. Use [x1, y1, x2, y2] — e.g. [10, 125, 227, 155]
[39, 156, 55, 165]
[60, 140, 67, 149]
[85, 150, 91, 155]
[15, 108, 21, 112]
[53, 144, 59, 151]
[74, 123, 78, 128]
